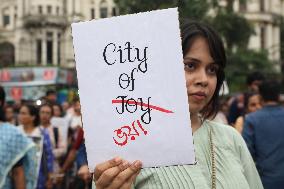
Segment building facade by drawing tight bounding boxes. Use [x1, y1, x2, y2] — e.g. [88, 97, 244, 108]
[215, 0, 284, 70]
[0, 0, 116, 68]
[0, 0, 283, 69]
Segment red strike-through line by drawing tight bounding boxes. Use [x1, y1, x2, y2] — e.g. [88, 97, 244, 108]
[112, 100, 174, 114]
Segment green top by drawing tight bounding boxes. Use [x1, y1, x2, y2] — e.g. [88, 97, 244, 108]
[93, 120, 263, 189]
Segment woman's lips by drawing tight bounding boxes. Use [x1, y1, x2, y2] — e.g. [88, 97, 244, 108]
[190, 92, 207, 101]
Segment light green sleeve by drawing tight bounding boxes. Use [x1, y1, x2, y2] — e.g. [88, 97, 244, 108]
[233, 130, 264, 189]
[91, 181, 136, 189]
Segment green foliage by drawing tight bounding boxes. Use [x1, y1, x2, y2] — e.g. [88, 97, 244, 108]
[212, 11, 254, 50]
[281, 17, 284, 61]
[114, 0, 210, 21]
[226, 49, 275, 91]
[114, 0, 176, 15]
[177, 0, 209, 20]
[280, 16, 284, 91]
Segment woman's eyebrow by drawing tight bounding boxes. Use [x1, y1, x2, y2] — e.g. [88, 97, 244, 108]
[184, 57, 216, 65]
[183, 57, 201, 63]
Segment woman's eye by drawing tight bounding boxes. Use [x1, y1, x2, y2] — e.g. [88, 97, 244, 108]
[207, 65, 219, 75]
[184, 62, 195, 71]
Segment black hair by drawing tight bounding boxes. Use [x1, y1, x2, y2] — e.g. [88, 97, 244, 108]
[246, 71, 265, 85]
[72, 96, 80, 104]
[243, 92, 259, 113]
[21, 104, 40, 126]
[39, 103, 54, 116]
[181, 20, 226, 119]
[52, 103, 63, 117]
[46, 90, 56, 96]
[259, 80, 280, 102]
[0, 86, 6, 121]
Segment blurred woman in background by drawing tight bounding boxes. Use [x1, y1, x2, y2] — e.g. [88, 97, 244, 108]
[18, 104, 54, 189]
[234, 92, 262, 133]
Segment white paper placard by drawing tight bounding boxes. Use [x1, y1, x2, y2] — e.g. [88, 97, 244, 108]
[51, 117, 69, 144]
[72, 8, 195, 171]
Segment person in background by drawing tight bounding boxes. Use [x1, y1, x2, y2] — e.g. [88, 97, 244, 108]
[52, 103, 63, 117]
[0, 86, 37, 189]
[45, 90, 57, 104]
[60, 127, 91, 188]
[243, 80, 284, 189]
[227, 72, 265, 125]
[39, 104, 67, 182]
[13, 99, 22, 115]
[234, 92, 262, 133]
[4, 105, 18, 125]
[67, 97, 83, 131]
[61, 97, 91, 188]
[18, 104, 54, 189]
[51, 103, 69, 156]
[61, 101, 70, 116]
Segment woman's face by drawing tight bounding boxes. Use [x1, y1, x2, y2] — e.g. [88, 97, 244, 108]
[39, 105, 52, 124]
[18, 106, 34, 126]
[247, 94, 262, 113]
[184, 36, 218, 115]
[5, 107, 14, 121]
[53, 105, 62, 117]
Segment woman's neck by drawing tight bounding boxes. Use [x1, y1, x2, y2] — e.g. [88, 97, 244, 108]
[23, 123, 35, 134]
[41, 122, 50, 128]
[191, 113, 202, 133]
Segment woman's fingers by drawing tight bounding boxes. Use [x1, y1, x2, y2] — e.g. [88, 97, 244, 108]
[96, 160, 130, 187]
[106, 160, 142, 189]
[120, 169, 141, 189]
[94, 157, 122, 181]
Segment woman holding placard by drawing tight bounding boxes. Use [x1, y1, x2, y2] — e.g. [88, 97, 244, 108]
[92, 21, 263, 189]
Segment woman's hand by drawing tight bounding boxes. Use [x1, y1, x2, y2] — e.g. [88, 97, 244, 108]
[45, 173, 53, 189]
[94, 157, 142, 189]
[78, 164, 92, 183]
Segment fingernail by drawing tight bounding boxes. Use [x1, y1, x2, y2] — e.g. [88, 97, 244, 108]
[113, 156, 122, 163]
[133, 160, 142, 169]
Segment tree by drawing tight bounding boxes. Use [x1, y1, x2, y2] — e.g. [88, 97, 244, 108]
[280, 16, 284, 91]
[114, 0, 210, 21]
[226, 49, 275, 91]
[212, 11, 254, 51]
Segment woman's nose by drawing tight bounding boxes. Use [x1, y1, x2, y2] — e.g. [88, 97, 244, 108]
[195, 69, 208, 87]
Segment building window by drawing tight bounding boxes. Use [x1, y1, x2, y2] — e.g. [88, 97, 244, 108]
[3, 15, 10, 27]
[260, 0, 265, 12]
[47, 5, 52, 14]
[100, 7, 108, 18]
[57, 33, 61, 65]
[112, 7, 117, 16]
[91, 8, 95, 19]
[56, 6, 60, 15]
[38, 6, 42, 14]
[239, 1, 247, 12]
[47, 32, 53, 64]
[14, 14, 17, 26]
[100, 0, 108, 18]
[260, 26, 266, 49]
[36, 39, 42, 64]
[0, 42, 15, 67]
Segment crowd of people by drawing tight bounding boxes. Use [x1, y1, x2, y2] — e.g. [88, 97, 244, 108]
[0, 88, 91, 189]
[1, 20, 284, 189]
